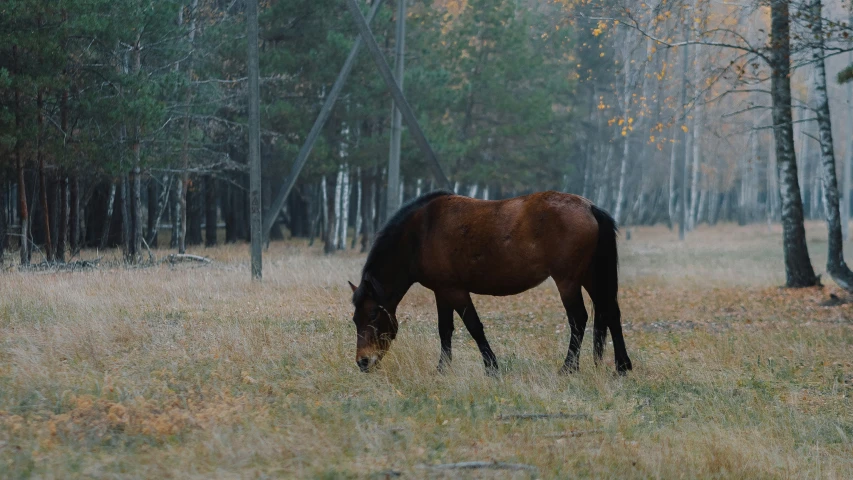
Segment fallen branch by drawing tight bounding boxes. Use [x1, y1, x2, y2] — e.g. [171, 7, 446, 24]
[498, 412, 590, 421]
[166, 253, 211, 264]
[140, 236, 156, 265]
[541, 429, 603, 438]
[426, 461, 537, 473]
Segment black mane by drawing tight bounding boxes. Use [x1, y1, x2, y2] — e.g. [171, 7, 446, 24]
[362, 190, 454, 278]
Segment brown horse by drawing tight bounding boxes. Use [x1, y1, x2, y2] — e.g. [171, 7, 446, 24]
[348, 190, 632, 375]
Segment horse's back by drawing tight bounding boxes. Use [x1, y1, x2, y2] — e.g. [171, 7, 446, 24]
[414, 192, 599, 296]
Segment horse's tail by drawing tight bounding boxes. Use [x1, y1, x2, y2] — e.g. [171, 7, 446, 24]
[589, 204, 618, 302]
[589, 204, 632, 372]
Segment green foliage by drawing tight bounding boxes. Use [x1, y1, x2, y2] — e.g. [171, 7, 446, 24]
[0, 0, 585, 192]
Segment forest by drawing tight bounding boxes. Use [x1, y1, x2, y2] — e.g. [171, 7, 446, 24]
[3, 1, 853, 478]
[3, 0, 852, 268]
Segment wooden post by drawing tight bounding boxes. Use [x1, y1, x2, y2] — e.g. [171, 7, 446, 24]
[247, 0, 262, 280]
[386, 0, 406, 216]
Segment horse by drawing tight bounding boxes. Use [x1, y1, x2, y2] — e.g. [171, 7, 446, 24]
[348, 190, 632, 376]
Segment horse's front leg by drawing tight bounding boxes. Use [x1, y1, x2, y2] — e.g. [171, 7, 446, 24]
[453, 294, 498, 376]
[436, 295, 454, 372]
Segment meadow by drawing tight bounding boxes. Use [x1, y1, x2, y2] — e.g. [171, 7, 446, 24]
[1, 222, 852, 478]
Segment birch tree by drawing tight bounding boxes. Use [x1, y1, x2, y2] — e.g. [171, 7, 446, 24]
[807, 0, 853, 290]
[770, 0, 817, 287]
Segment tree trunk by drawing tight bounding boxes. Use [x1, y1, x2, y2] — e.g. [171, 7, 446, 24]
[333, 165, 343, 249]
[668, 125, 678, 229]
[49, 178, 60, 257]
[322, 175, 334, 254]
[57, 177, 68, 263]
[148, 176, 170, 247]
[770, 0, 818, 287]
[224, 180, 237, 244]
[340, 164, 350, 249]
[688, 9, 704, 231]
[128, 164, 142, 262]
[809, 0, 853, 290]
[468, 184, 478, 199]
[127, 37, 143, 264]
[70, 176, 80, 255]
[147, 178, 158, 247]
[352, 167, 362, 249]
[37, 91, 53, 262]
[0, 181, 6, 264]
[678, 17, 690, 240]
[613, 49, 632, 225]
[171, 178, 183, 249]
[98, 182, 116, 250]
[187, 182, 203, 246]
[120, 176, 131, 257]
[18, 159, 29, 266]
[362, 169, 376, 252]
[205, 175, 217, 247]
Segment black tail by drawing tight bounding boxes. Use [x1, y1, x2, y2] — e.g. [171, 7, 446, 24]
[590, 204, 619, 302]
[589, 204, 632, 373]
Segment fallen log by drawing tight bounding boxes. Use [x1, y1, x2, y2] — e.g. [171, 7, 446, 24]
[166, 253, 211, 264]
[426, 461, 537, 473]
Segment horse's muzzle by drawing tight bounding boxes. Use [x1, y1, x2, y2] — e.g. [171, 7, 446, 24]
[355, 355, 379, 373]
[357, 357, 372, 372]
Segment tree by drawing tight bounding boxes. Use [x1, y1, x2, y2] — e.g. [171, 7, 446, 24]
[807, 0, 853, 290]
[770, 0, 817, 287]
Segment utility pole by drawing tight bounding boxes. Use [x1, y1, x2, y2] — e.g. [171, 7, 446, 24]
[247, 0, 262, 279]
[386, 0, 406, 217]
[844, 5, 853, 240]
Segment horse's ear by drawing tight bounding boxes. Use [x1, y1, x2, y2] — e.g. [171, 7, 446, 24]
[364, 273, 386, 304]
[348, 281, 358, 293]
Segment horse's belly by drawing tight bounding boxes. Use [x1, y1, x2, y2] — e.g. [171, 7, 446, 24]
[445, 255, 551, 296]
[466, 275, 549, 296]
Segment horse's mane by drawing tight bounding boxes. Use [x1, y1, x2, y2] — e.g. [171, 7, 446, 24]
[361, 190, 454, 278]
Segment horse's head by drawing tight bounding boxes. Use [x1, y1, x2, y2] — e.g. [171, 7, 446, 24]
[349, 274, 398, 372]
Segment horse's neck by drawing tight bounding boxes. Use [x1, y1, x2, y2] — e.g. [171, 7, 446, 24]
[371, 265, 413, 311]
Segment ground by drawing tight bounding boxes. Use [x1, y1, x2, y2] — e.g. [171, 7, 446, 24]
[1, 222, 852, 478]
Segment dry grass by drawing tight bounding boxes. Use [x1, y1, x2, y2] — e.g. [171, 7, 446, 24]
[1, 222, 853, 478]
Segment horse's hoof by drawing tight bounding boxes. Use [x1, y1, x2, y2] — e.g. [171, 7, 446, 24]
[616, 358, 633, 375]
[559, 364, 578, 375]
[437, 363, 450, 374]
[485, 366, 500, 378]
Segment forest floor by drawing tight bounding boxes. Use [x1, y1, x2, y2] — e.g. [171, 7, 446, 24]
[1, 221, 853, 478]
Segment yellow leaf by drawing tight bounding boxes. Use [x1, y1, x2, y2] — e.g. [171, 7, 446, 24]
[681, 125, 689, 133]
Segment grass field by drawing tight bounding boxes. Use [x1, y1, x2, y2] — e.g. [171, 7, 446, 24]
[1, 222, 853, 478]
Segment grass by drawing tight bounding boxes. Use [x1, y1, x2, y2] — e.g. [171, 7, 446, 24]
[1, 221, 852, 478]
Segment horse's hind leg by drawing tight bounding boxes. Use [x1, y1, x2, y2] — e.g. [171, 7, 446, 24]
[436, 295, 454, 372]
[584, 286, 608, 367]
[557, 285, 588, 374]
[445, 292, 498, 376]
[607, 300, 632, 373]
[588, 287, 631, 374]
